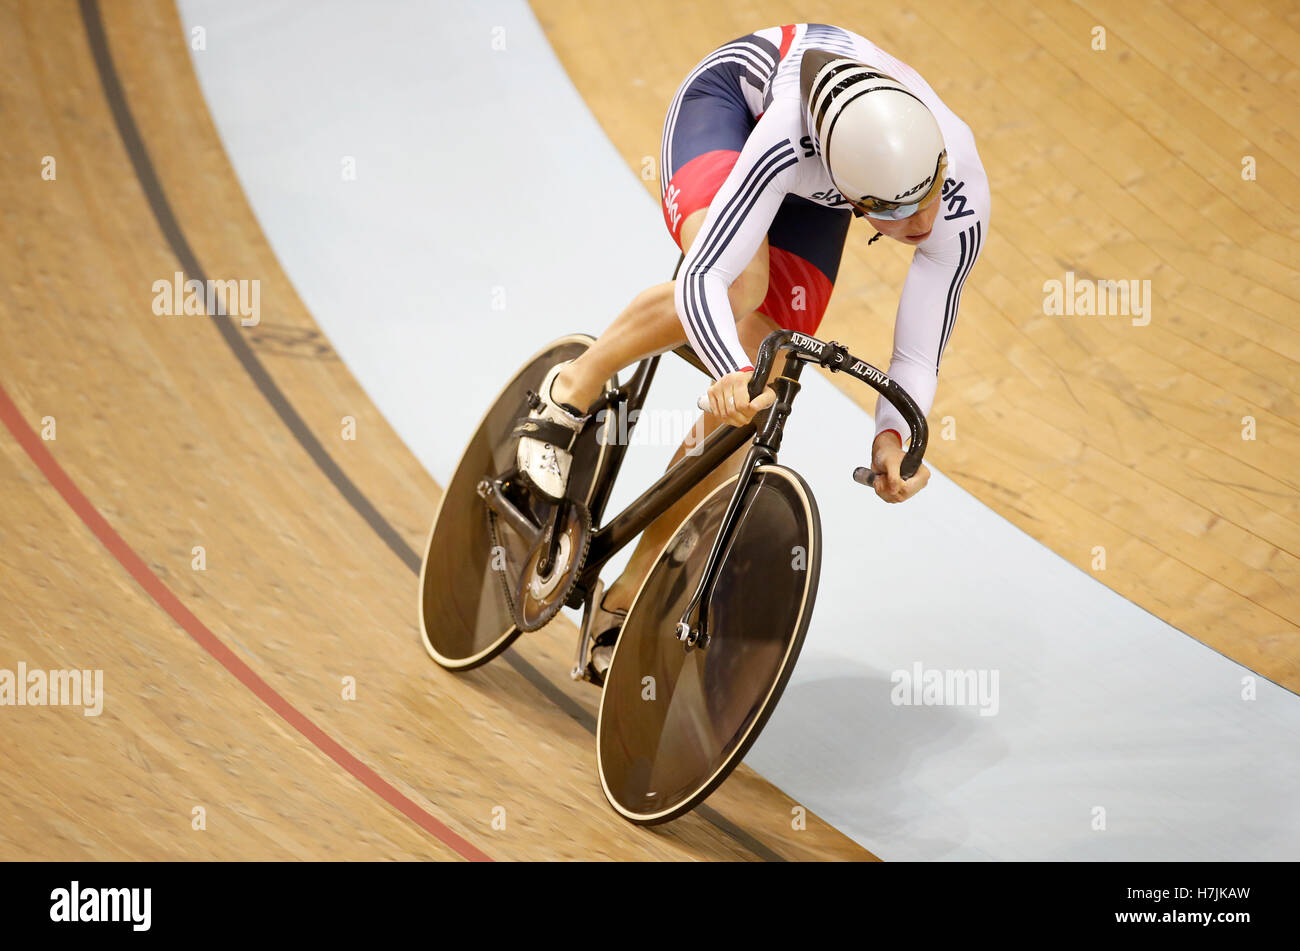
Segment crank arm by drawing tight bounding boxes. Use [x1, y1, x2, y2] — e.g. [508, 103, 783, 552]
[537, 498, 569, 577]
[476, 477, 541, 548]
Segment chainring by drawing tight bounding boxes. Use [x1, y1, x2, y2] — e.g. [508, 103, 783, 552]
[487, 491, 590, 633]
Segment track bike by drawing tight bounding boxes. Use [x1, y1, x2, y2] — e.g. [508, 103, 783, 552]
[418, 327, 928, 824]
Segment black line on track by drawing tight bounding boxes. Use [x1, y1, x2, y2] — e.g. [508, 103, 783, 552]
[79, 0, 788, 863]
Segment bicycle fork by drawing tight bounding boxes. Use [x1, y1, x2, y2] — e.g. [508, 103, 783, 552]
[675, 357, 803, 652]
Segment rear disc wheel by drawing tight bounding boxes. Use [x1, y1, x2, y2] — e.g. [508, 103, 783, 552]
[418, 335, 613, 670]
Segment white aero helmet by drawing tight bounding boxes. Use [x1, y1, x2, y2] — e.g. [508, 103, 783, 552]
[800, 49, 947, 220]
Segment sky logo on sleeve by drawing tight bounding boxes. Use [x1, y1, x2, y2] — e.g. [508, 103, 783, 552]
[941, 179, 974, 221]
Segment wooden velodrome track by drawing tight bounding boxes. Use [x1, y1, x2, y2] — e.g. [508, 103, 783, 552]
[0, 0, 1295, 861]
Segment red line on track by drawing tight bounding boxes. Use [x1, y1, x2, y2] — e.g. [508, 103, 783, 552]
[0, 384, 491, 862]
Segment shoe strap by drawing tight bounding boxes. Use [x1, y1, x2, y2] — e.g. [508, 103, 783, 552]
[512, 417, 581, 453]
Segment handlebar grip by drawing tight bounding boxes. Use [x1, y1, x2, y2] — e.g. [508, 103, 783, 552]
[855, 443, 923, 489]
[852, 466, 878, 487]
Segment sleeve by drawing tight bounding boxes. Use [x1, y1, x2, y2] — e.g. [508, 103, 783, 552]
[874, 218, 985, 445]
[674, 103, 801, 379]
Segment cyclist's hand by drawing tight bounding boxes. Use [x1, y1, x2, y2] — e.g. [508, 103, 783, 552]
[870, 430, 930, 503]
[704, 369, 776, 427]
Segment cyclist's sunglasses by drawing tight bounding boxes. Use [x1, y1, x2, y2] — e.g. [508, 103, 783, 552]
[851, 151, 948, 221]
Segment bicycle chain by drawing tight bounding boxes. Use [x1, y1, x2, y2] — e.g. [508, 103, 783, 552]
[485, 500, 524, 632]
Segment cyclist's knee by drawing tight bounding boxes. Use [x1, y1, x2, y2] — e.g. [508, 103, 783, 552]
[632, 280, 677, 322]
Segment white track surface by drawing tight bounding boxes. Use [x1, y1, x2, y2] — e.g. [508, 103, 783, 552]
[180, 0, 1300, 860]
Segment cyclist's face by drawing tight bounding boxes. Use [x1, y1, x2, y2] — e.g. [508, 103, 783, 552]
[868, 197, 941, 245]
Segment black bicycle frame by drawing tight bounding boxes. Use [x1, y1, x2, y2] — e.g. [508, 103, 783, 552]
[575, 351, 757, 592]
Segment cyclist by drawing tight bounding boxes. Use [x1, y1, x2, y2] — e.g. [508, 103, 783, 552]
[515, 23, 990, 675]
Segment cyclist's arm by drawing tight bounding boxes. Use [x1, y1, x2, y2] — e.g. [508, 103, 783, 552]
[675, 105, 802, 379]
[874, 218, 986, 445]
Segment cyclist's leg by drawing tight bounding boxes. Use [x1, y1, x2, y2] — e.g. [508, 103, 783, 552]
[551, 208, 768, 411]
